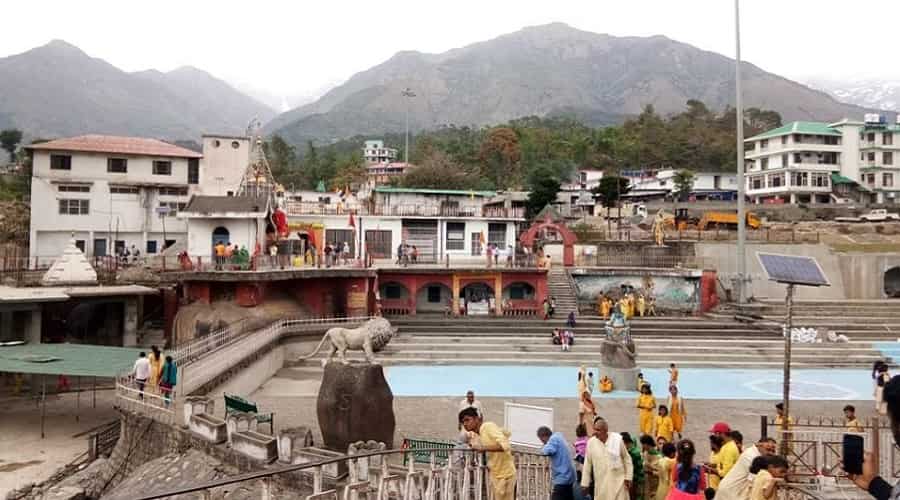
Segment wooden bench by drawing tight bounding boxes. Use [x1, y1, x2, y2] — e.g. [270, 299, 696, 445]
[224, 393, 274, 434]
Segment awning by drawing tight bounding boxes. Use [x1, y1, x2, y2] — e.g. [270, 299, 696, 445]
[0, 343, 143, 377]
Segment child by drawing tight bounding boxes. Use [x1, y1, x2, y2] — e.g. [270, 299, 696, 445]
[637, 372, 648, 390]
[844, 404, 864, 433]
[669, 363, 679, 387]
[668, 439, 706, 500]
[561, 329, 573, 351]
[551, 327, 561, 345]
[750, 455, 788, 500]
[657, 442, 676, 500]
[573, 423, 588, 464]
[600, 375, 614, 393]
[656, 405, 674, 443]
[637, 384, 657, 435]
[641, 434, 661, 500]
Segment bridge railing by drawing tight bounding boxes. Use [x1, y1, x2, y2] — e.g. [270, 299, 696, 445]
[133, 447, 551, 500]
[116, 316, 375, 421]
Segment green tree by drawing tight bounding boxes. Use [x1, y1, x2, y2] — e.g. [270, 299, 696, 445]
[330, 153, 367, 191]
[592, 175, 631, 231]
[479, 127, 522, 189]
[672, 169, 696, 201]
[0, 129, 23, 162]
[264, 135, 297, 177]
[400, 151, 476, 190]
[525, 164, 561, 220]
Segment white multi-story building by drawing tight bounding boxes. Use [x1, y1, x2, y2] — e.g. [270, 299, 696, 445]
[363, 140, 398, 164]
[744, 117, 900, 205]
[27, 134, 249, 261]
[628, 169, 738, 201]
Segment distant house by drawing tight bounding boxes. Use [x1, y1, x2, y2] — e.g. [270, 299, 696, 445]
[363, 140, 398, 164]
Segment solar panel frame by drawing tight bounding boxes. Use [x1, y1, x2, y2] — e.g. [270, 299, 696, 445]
[756, 252, 831, 287]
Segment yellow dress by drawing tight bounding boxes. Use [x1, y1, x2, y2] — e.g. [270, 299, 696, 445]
[655, 415, 674, 442]
[637, 394, 656, 435]
[148, 352, 163, 388]
[668, 395, 684, 434]
[601, 299, 611, 319]
[656, 456, 673, 500]
[600, 379, 614, 393]
[637, 295, 646, 317]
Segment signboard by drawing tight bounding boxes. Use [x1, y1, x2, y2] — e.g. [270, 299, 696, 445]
[504, 402, 553, 448]
[155, 206, 171, 215]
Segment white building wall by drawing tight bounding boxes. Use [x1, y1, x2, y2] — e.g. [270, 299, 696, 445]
[29, 150, 191, 259]
[198, 136, 251, 196]
[185, 218, 262, 258]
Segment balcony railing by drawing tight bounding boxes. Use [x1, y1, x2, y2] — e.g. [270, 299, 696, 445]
[282, 201, 525, 219]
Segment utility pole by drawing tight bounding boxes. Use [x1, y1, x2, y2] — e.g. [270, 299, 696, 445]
[402, 88, 416, 166]
[735, 0, 748, 304]
[781, 283, 794, 455]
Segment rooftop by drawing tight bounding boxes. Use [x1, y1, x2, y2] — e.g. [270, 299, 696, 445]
[181, 195, 269, 215]
[27, 135, 203, 158]
[374, 187, 497, 197]
[745, 121, 842, 142]
[0, 343, 144, 377]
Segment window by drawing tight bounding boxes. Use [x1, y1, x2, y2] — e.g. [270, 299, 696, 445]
[769, 173, 784, 188]
[317, 196, 331, 204]
[58, 184, 89, 193]
[868, 133, 876, 143]
[50, 154, 72, 170]
[868, 152, 876, 162]
[781, 136, 788, 145]
[812, 173, 830, 187]
[824, 136, 839, 145]
[885, 133, 894, 146]
[188, 158, 199, 184]
[488, 223, 506, 247]
[861, 153, 866, 161]
[159, 186, 188, 196]
[152, 160, 172, 175]
[885, 173, 894, 188]
[427, 286, 441, 303]
[781, 154, 789, 168]
[794, 153, 802, 164]
[760, 158, 768, 170]
[231, 141, 240, 149]
[446, 222, 465, 250]
[791, 172, 809, 187]
[820, 152, 838, 164]
[114, 240, 126, 255]
[110, 185, 140, 194]
[59, 199, 89, 215]
[760, 139, 769, 149]
[885, 152, 894, 165]
[212, 139, 221, 147]
[74, 240, 86, 252]
[107, 158, 127, 173]
[751, 176, 763, 190]
[867, 174, 876, 185]
[384, 284, 403, 299]
[793, 134, 802, 144]
[158, 201, 186, 216]
[146, 241, 158, 254]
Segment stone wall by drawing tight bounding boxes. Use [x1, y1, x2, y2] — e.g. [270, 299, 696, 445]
[838, 253, 900, 299]
[571, 269, 701, 313]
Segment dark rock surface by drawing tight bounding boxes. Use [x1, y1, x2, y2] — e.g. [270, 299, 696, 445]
[317, 363, 395, 452]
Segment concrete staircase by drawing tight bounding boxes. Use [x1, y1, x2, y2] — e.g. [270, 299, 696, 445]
[296, 315, 889, 368]
[547, 268, 578, 316]
[751, 299, 900, 341]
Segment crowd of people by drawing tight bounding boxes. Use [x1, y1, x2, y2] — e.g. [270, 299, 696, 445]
[597, 291, 656, 320]
[131, 345, 177, 406]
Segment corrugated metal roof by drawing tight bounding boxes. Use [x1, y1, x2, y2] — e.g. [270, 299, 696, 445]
[746, 122, 841, 141]
[27, 135, 203, 158]
[0, 343, 144, 377]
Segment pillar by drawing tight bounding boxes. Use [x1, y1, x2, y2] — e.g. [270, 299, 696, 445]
[451, 274, 460, 316]
[123, 297, 138, 347]
[0, 311, 12, 342]
[27, 309, 42, 344]
[494, 273, 502, 315]
[163, 288, 178, 348]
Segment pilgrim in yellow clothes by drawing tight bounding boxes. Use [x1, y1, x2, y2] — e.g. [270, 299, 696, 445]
[148, 346, 164, 389]
[668, 385, 686, 436]
[655, 406, 674, 443]
[637, 294, 646, 317]
[636, 384, 657, 435]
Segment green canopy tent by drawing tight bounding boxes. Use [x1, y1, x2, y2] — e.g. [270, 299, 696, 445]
[0, 343, 143, 437]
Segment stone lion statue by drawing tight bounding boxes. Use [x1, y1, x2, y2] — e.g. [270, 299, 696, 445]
[299, 317, 396, 365]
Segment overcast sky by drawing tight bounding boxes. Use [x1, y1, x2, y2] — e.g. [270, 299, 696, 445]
[2, 0, 898, 104]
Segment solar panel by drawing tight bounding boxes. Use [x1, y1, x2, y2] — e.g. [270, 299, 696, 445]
[756, 253, 830, 287]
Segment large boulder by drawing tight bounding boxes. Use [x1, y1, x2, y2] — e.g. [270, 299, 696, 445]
[317, 363, 395, 452]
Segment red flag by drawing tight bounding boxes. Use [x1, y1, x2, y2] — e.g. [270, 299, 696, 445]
[348, 212, 356, 228]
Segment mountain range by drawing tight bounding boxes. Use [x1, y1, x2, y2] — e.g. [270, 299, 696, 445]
[266, 23, 878, 147]
[806, 77, 900, 113]
[0, 40, 275, 140]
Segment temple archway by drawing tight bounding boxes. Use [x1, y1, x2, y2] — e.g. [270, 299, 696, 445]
[416, 282, 453, 314]
[519, 215, 578, 266]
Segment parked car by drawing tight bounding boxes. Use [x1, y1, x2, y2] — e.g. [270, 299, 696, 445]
[859, 209, 900, 222]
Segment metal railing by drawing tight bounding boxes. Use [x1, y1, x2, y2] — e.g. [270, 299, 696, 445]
[115, 316, 374, 420]
[134, 447, 551, 500]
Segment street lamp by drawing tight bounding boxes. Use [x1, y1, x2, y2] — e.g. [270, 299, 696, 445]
[735, 0, 748, 303]
[401, 88, 416, 166]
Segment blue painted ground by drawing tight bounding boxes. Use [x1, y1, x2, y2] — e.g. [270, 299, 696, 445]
[874, 342, 900, 365]
[385, 366, 873, 400]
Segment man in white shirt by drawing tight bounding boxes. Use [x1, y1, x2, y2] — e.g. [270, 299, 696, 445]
[715, 437, 777, 500]
[133, 352, 150, 400]
[459, 390, 484, 417]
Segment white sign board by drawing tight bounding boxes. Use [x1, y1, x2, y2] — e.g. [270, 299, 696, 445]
[504, 402, 554, 448]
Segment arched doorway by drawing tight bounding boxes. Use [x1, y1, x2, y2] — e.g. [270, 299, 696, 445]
[379, 281, 412, 315]
[519, 215, 578, 266]
[416, 282, 452, 314]
[212, 226, 230, 249]
[460, 282, 494, 315]
[886, 267, 900, 298]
